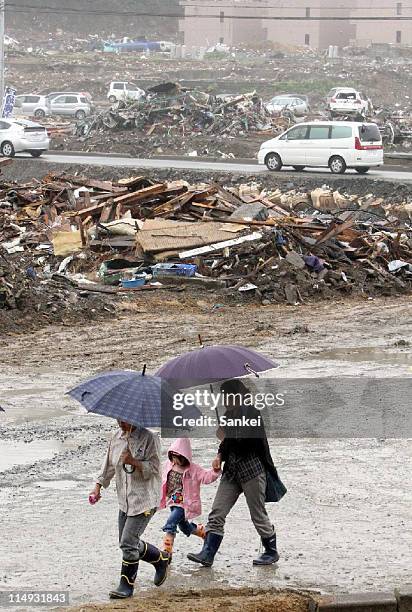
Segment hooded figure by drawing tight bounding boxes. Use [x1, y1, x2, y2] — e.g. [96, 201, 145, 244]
[159, 438, 221, 558]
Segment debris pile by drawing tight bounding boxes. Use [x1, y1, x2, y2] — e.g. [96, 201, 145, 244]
[0, 251, 115, 325]
[375, 111, 412, 147]
[73, 86, 286, 157]
[1, 162, 412, 331]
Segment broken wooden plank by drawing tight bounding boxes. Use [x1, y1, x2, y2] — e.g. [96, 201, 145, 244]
[76, 216, 88, 247]
[50, 175, 114, 192]
[99, 200, 115, 224]
[315, 215, 356, 245]
[211, 183, 243, 209]
[67, 201, 109, 218]
[179, 231, 263, 259]
[152, 192, 194, 217]
[117, 176, 146, 188]
[83, 190, 91, 208]
[76, 283, 118, 294]
[113, 183, 167, 206]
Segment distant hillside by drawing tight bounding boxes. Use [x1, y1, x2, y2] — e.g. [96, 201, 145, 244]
[6, 0, 181, 40]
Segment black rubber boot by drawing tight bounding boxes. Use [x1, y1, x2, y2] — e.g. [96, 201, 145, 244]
[253, 533, 280, 566]
[139, 541, 170, 586]
[187, 532, 223, 567]
[109, 559, 139, 599]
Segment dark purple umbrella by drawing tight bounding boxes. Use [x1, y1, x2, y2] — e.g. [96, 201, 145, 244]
[156, 344, 278, 385]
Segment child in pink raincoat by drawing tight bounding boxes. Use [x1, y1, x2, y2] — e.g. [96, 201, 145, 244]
[160, 438, 221, 556]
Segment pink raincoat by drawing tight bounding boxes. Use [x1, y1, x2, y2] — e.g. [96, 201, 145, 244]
[159, 438, 221, 520]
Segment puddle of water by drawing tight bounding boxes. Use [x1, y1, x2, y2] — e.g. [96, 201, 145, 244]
[311, 346, 412, 366]
[0, 403, 81, 425]
[35, 480, 79, 490]
[0, 440, 62, 472]
[2, 387, 54, 398]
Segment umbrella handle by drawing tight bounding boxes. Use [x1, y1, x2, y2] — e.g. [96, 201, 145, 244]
[123, 427, 136, 474]
[209, 382, 220, 430]
[198, 334, 204, 348]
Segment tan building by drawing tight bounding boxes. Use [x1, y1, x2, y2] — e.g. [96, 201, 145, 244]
[264, 0, 356, 50]
[180, 0, 269, 48]
[180, 0, 409, 50]
[351, 0, 412, 46]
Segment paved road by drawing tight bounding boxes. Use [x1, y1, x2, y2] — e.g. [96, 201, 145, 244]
[32, 152, 412, 182]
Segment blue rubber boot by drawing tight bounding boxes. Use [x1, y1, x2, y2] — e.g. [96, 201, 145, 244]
[187, 532, 223, 567]
[109, 559, 139, 599]
[139, 541, 170, 586]
[253, 533, 280, 566]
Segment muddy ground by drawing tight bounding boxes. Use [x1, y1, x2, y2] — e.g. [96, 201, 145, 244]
[66, 587, 312, 612]
[1, 292, 411, 609]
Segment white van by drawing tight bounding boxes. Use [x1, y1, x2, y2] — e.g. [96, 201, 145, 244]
[107, 82, 145, 103]
[258, 121, 383, 174]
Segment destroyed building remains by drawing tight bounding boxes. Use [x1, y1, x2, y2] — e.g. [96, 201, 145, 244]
[2, 158, 412, 333]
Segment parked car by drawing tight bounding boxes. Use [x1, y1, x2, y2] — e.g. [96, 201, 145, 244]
[328, 88, 372, 118]
[266, 95, 309, 116]
[46, 91, 93, 104]
[280, 93, 310, 104]
[107, 82, 145, 103]
[325, 87, 349, 106]
[14, 95, 50, 118]
[258, 121, 383, 174]
[49, 94, 93, 120]
[0, 119, 50, 157]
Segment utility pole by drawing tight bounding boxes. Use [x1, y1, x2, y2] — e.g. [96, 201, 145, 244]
[0, 0, 4, 110]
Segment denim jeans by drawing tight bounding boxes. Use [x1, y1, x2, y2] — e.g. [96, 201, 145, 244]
[162, 506, 197, 536]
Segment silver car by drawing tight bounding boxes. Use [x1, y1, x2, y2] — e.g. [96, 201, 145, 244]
[15, 95, 50, 118]
[266, 96, 309, 116]
[0, 119, 50, 157]
[49, 94, 92, 120]
[46, 91, 93, 104]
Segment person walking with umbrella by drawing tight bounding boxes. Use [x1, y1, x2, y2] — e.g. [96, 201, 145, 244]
[89, 419, 170, 599]
[68, 369, 194, 600]
[157, 344, 286, 568]
[187, 378, 285, 568]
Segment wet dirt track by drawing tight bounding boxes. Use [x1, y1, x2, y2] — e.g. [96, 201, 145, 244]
[0, 294, 412, 608]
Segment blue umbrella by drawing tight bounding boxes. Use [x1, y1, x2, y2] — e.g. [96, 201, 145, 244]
[67, 367, 201, 428]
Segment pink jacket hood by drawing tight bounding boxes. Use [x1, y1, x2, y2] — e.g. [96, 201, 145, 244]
[160, 439, 221, 520]
[168, 437, 192, 464]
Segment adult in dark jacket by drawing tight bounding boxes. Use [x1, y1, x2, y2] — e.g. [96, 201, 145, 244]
[187, 379, 280, 568]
